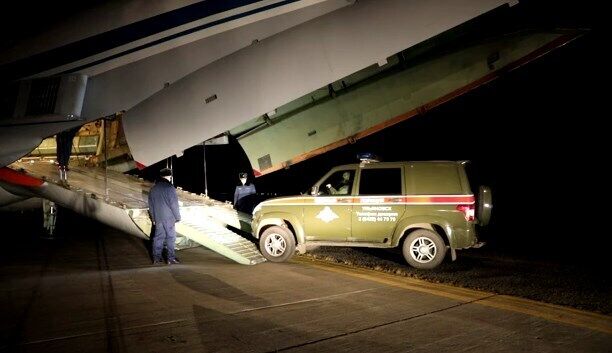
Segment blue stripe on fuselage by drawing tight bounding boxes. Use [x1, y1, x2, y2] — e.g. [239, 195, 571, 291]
[1, 0, 299, 81]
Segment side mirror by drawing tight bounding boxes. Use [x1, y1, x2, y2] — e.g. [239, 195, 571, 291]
[310, 186, 319, 196]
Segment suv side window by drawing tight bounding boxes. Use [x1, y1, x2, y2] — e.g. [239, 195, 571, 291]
[358, 168, 402, 195]
[320, 170, 354, 195]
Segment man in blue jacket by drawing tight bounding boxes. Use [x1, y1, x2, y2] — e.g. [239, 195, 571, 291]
[148, 168, 181, 265]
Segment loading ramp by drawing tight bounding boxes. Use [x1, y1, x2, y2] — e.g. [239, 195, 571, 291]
[3, 161, 266, 265]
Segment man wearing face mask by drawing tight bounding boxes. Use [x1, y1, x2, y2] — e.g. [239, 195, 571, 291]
[148, 168, 181, 265]
[234, 172, 256, 212]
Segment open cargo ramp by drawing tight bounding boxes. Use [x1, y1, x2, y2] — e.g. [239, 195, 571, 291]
[0, 161, 265, 265]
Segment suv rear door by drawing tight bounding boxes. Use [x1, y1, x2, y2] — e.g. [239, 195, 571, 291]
[350, 164, 406, 243]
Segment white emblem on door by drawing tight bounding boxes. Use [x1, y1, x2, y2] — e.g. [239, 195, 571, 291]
[316, 206, 339, 223]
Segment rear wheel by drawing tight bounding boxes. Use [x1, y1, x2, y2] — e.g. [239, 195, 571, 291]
[402, 229, 447, 269]
[259, 226, 296, 262]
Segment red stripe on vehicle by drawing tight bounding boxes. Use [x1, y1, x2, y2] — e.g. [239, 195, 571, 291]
[352, 195, 475, 204]
[407, 195, 475, 204]
[336, 198, 354, 203]
[0, 167, 44, 187]
[306, 195, 475, 205]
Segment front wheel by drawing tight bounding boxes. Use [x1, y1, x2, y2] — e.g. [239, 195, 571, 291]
[259, 226, 296, 262]
[402, 229, 447, 269]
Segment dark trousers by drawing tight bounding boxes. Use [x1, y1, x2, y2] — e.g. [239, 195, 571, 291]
[152, 220, 176, 261]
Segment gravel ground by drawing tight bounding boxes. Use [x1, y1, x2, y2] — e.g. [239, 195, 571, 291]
[300, 246, 612, 315]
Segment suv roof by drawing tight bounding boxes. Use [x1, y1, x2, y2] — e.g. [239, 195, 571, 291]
[323, 161, 470, 195]
[332, 160, 463, 168]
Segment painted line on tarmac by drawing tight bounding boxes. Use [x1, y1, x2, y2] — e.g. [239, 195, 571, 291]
[268, 294, 495, 352]
[233, 288, 377, 314]
[20, 319, 188, 346]
[293, 257, 492, 302]
[294, 257, 612, 334]
[478, 296, 612, 334]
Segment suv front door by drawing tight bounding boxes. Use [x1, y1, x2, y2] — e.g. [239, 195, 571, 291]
[303, 169, 355, 241]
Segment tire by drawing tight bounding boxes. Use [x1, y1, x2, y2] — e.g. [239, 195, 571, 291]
[259, 225, 296, 262]
[477, 185, 493, 226]
[402, 229, 447, 269]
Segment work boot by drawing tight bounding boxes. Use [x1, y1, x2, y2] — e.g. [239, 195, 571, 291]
[166, 258, 180, 265]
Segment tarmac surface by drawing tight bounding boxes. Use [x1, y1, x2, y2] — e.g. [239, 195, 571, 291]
[1, 212, 611, 353]
[303, 246, 612, 315]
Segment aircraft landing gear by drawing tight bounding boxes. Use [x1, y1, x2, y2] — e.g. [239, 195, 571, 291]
[42, 199, 57, 239]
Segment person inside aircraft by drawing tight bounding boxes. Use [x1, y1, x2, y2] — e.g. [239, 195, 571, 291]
[55, 126, 80, 184]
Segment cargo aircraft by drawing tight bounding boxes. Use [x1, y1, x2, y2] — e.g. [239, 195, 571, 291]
[0, 1, 583, 261]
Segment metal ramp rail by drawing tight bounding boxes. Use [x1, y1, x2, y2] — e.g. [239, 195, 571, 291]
[5, 161, 266, 265]
[179, 208, 266, 265]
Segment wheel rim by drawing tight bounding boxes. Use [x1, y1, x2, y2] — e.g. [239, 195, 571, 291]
[409, 236, 437, 263]
[264, 233, 286, 257]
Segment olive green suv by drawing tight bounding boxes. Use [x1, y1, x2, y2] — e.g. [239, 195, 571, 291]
[252, 161, 492, 269]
